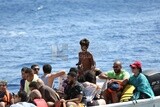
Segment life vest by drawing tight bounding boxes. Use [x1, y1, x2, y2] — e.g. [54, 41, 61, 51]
[2, 90, 11, 105]
[120, 84, 135, 102]
[33, 99, 48, 107]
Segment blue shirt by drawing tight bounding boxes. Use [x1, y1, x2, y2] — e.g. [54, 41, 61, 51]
[129, 73, 154, 100]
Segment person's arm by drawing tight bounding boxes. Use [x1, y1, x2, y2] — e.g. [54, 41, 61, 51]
[76, 52, 81, 66]
[66, 94, 83, 103]
[90, 53, 95, 66]
[50, 70, 65, 80]
[98, 72, 110, 80]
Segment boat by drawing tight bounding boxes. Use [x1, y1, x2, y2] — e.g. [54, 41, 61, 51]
[90, 71, 160, 107]
[92, 96, 160, 107]
[58, 70, 160, 107]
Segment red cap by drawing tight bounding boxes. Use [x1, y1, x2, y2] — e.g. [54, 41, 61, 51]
[130, 61, 142, 68]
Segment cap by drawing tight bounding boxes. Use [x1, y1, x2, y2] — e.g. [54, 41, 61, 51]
[130, 61, 142, 68]
[0, 80, 7, 85]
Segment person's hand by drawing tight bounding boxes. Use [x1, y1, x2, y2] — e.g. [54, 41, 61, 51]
[108, 79, 115, 84]
[60, 99, 66, 103]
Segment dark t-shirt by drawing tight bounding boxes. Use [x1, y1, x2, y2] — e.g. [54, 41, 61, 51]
[39, 85, 59, 102]
[64, 82, 83, 100]
[20, 79, 25, 91]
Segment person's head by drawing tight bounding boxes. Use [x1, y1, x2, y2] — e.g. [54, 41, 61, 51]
[25, 68, 34, 82]
[67, 72, 77, 85]
[12, 90, 27, 103]
[43, 64, 52, 73]
[29, 89, 42, 101]
[21, 67, 28, 79]
[31, 64, 40, 75]
[84, 70, 95, 83]
[80, 38, 90, 52]
[69, 67, 78, 74]
[130, 61, 142, 74]
[29, 81, 39, 91]
[0, 80, 7, 92]
[113, 60, 122, 74]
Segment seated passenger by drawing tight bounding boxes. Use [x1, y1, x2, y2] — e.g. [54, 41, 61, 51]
[129, 61, 154, 100]
[28, 89, 48, 107]
[0, 80, 12, 107]
[60, 72, 84, 107]
[41, 64, 65, 88]
[10, 90, 36, 107]
[29, 81, 60, 107]
[31, 64, 40, 75]
[101, 60, 130, 104]
[20, 67, 27, 91]
[24, 68, 44, 95]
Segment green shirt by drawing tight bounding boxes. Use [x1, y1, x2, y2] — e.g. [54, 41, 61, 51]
[105, 70, 130, 80]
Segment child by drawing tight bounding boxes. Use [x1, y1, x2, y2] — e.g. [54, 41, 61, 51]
[76, 38, 95, 81]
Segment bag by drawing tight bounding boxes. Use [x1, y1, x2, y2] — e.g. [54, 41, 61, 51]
[107, 81, 123, 92]
[120, 85, 135, 102]
[143, 70, 160, 96]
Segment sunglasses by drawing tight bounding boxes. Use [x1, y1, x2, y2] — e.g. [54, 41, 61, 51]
[33, 68, 40, 71]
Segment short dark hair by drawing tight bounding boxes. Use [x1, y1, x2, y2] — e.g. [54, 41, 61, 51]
[80, 38, 89, 48]
[69, 67, 78, 74]
[29, 81, 38, 89]
[31, 64, 39, 69]
[139, 68, 142, 73]
[21, 67, 28, 72]
[43, 64, 52, 73]
[18, 90, 27, 102]
[67, 72, 77, 78]
[24, 68, 33, 76]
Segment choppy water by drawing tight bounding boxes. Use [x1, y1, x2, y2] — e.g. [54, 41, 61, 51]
[0, 0, 160, 93]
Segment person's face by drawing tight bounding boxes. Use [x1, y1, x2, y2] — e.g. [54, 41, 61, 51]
[12, 94, 21, 103]
[131, 67, 139, 74]
[0, 83, 7, 92]
[113, 63, 121, 74]
[33, 66, 40, 75]
[81, 45, 87, 52]
[67, 75, 75, 85]
[21, 71, 26, 79]
[26, 73, 34, 82]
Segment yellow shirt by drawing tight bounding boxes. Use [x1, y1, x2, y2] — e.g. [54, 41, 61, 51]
[24, 74, 39, 95]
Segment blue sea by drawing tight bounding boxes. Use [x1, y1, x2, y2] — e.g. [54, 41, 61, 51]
[0, 0, 160, 93]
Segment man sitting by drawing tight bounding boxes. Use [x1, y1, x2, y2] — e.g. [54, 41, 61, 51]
[0, 80, 12, 107]
[100, 60, 130, 104]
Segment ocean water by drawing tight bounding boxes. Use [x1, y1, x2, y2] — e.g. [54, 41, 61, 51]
[0, 0, 160, 93]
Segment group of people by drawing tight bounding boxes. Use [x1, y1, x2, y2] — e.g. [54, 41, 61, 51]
[0, 38, 155, 107]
